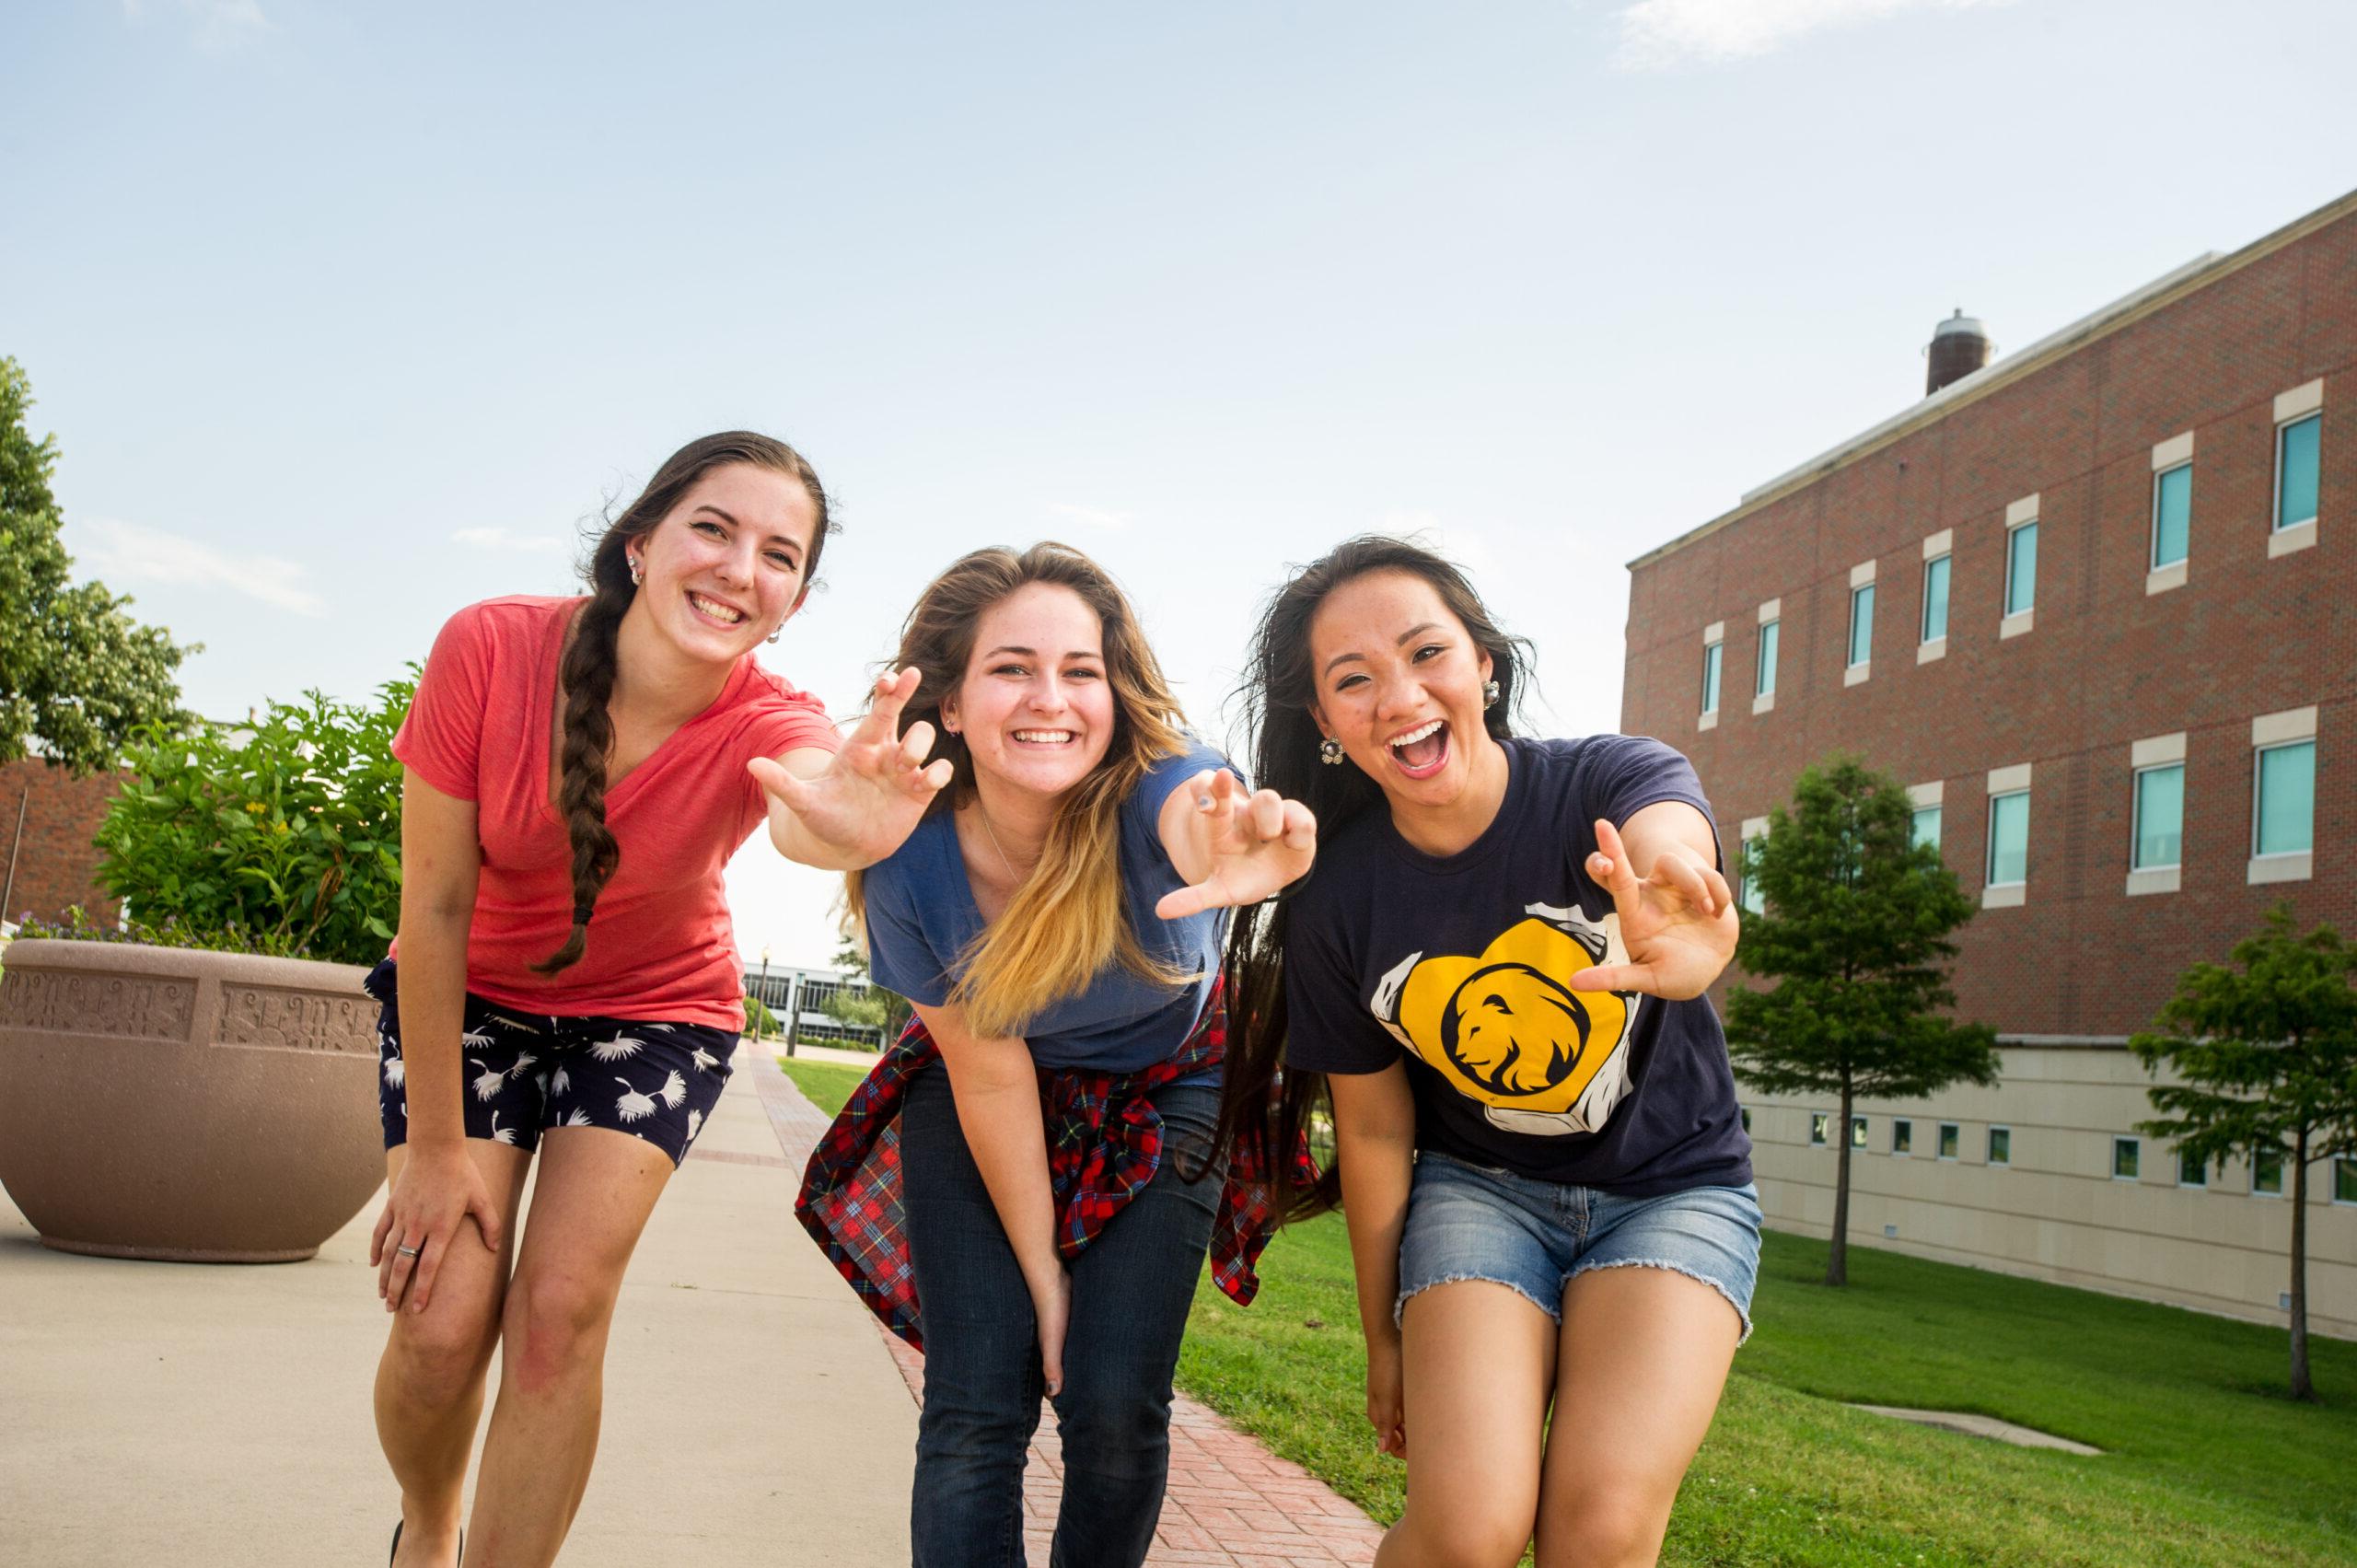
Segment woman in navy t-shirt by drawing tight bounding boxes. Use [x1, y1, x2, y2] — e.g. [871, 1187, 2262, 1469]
[1220, 537, 1757, 1568]
[795, 542, 1315, 1568]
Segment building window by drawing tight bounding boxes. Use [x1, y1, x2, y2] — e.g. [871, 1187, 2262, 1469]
[2152, 463, 2192, 570]
[1912, 805, 1942, 855]
[2253, 1146, 2283, 1196]
[1938, 1123, 1959, 1159]
[1756, 619, 1779, 698]
[1737, 819, 1768, 917]
[1810, 1112, 1829, 1147]
[1892, 1119, 1913, 1156]
[2178, 1147, 2207, 1188]
[1851, 1115, 1868, 1150]
[1848, 583, 1875, 668]
[1987, 790, 2029, 887]
[2004, 519, 2038, 617]
[2254, 739, 2316, 858]
[1922, 554, 1950, 643]
[2277, 413, 2321, 533]
[2337, 1157, 2357, 1205]
[2133, 763, 2184, 871]
[2113, 1137, 2140, 1181]
[1988, 1126, 2011, 1166]
[1701, 640, 1723, 716]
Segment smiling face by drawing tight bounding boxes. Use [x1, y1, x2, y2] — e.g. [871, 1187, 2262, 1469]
[626, 462, 819, 667]
[944, 582, 1117, 805]
[1307, 568, 1497, 815]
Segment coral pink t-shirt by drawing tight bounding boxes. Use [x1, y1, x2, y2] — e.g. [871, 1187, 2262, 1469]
[389, 596, 838, 1028]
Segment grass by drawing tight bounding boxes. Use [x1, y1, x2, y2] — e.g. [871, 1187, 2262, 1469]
[1177, 1219, 2357, 1566]
[776, 1057, 871, 1116]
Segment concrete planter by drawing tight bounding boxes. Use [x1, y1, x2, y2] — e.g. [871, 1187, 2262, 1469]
[0, 939, 385, 1262]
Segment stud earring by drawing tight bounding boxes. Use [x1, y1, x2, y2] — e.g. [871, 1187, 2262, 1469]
[1318, 738, 1344, 765]
[627, 556, 644, 587]
[1483, 679, 1501, 708]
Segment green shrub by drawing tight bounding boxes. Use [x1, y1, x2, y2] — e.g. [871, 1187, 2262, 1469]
[91, 678, 412, 965]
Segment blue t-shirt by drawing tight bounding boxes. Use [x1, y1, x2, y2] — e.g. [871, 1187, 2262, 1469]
[863, 738, 1234, 1074]
[1284, 735, 1753, 1196]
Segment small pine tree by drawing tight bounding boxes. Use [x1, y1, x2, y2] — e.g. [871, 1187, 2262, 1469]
[2131, 905, 2357, 1402]
[1724, 757, 1999, 1286]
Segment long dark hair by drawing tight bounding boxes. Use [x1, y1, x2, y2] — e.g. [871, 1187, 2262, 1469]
[535, 432, 833, 975]
[1216, 536, 1537, 1221]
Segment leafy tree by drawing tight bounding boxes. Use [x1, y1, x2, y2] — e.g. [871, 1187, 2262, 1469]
[0, 357, 196, 771]
[92, 679, 411, 965]
[2131, 906, 2357, 1401]
[826, 935, 912, 1041]
[745, 993, 782, 1040]
[1723, 756, 1999, 1286]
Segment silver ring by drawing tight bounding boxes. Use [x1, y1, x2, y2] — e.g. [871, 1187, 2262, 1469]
[396, 1244, 421, 1259]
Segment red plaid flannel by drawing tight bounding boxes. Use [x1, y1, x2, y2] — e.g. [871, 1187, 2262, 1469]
[794, 981, 1316, 1350]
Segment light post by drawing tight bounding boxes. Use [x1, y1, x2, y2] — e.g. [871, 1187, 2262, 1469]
[758, 945, 772, 1047]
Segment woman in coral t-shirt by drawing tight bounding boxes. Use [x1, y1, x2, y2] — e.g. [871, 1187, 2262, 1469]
[366, 433, 948, 1568]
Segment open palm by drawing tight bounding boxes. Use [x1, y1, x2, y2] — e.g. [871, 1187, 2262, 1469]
[1567, 817, 1738, 1000]
[1155, 769, 1318, 921]
[749, 667, 952, 867]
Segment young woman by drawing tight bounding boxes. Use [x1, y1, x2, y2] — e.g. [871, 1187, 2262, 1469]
[367, 432, 947, 1568]
[1219, 537, 1755, 1568]
[793, 543, 1317, 1568]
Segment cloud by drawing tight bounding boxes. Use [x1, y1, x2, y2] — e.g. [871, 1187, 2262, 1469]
[452, 527, 567, 554]
[75, 518, 326, 617]
[1612, 0, 2018, 69]
[1047, 503, 1134, 533]
[122, 0, 271, 52]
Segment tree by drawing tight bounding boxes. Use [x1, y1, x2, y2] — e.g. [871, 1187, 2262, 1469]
[2131, 906, 2357, 1402]
[826, 935, 913, 1042]
[1723, 756, 1999, 1286]
[0, 357, 197, 772]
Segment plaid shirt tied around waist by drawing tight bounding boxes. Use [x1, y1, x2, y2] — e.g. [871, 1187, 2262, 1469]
[794, 981, 1316, 1351]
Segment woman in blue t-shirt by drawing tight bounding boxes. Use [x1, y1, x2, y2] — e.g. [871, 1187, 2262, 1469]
[1219, 537, 1756, 1568]
[793, 542, 1315, 1568]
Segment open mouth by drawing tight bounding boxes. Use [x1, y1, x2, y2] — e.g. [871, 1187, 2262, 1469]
[1387, 718, 1450, 780]
[687, 591, 747, 627]
[1010, 729, 1079, 748]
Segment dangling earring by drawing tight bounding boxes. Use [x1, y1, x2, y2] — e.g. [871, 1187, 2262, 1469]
[1483, 679, 1501, 709]
[1318, 738, 1344, 765]
[766, 624, 783, 645]
[627, 555, 644, 587]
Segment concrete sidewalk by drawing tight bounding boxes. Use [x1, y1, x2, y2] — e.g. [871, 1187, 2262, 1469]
[0, 1049, 917, 1567]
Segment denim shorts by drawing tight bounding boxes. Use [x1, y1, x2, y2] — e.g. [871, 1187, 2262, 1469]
[1397, 1151, 1761, 1344]
[366, 958, 737, 1167]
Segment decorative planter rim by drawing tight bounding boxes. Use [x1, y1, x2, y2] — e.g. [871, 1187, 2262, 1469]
[1, 935, 374, 988]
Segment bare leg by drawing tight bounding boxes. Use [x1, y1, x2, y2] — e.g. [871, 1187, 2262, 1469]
[1533, 1268, 1741, 1568]
[460, 1127, 673, 1567]
[1376, 1281, 1558, 1568]
[377, 1140, 532, 1568]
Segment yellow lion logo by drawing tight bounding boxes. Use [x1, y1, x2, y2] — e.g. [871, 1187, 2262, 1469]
[1373, 909, 1637, 1135]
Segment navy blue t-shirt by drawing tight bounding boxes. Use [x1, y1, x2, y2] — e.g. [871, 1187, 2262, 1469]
[1285, 735, 1752, 1195]
[863, 738, 1233, 1074]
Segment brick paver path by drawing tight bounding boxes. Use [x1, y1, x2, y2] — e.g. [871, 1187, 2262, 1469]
[743, 1049, 1387, 1567]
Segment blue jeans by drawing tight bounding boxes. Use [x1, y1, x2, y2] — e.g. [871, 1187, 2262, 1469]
[900, 1066, 1225, 1568]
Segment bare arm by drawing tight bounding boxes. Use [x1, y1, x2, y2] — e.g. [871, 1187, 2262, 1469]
[750, 668, 952, 872]
[372, 769, 505, 1312]
[758, 747, 869, 871]
[1568, 805, 1740, 1000]
[1329, 1062, 1418, 1457]
[915, 997, 1073, 1394]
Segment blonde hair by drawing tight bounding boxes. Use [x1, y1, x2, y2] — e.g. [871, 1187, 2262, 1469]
[845, 543, 1191, 1039]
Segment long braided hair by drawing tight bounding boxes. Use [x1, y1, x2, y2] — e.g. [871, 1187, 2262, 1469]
[1214, 536, 1536, 1221]
[534, 432, 833, 975]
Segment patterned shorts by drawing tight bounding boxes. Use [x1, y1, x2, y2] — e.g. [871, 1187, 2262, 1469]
[366, 959, 737, 1167]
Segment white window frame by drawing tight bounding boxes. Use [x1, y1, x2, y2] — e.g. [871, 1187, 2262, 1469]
[1699, 622, 1724, 730]
[2177, 1146, 2208, 1190]
[1754, 599, 1780, 714]
[2248, 708, 2317, 886]
[1983, 764, 2030, 908]
[2149, 458, 2192, 595]
[1918, 530, 1951, 663]
[2270, 380, 2324, 557]
[1987, 1125, 2011, 1167]
[1937, 1122, 1959, 1161]
[2336, 1156, 2357, 1206]
[2126, 733, 2186, 896]
[2112, 1136, 2141, 1182]
[1850, 1115, 1869, 1151]
[1737, 817, 1769, 917]
[2001, 494, 2038, 637]
[1891, 1118, 1913, 1156]
[1809, 1112, 1829, 1147]
[2251, 1146, 2284, 1197]
[1845, 561, 1875, 684]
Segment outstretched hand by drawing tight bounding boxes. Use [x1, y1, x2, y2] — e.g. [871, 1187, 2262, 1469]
[1567, 817, 1738, 1000]
[749, 667, 954, 869]
[1155, 769, 1317, 920]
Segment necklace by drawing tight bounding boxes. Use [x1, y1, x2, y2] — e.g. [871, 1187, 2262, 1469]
[972, 799, 1023, 886]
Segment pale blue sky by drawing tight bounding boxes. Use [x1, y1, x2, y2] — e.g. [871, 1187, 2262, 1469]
[6, 0, 2352, 964]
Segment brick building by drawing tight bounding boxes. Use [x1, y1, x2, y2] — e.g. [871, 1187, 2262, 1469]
[0, 757, 125, 928]
[1621, 188, 2355, 1334]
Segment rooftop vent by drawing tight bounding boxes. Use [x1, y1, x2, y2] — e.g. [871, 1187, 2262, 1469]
[1926, 308, 1991, 396]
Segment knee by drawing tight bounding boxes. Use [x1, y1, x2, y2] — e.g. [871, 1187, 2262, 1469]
[385, 1297, 500, 1409]
[1051, 1376, 1172, 1474]
[499, 1271, 615, 1395]
[1536, 1483, 1670, 1568]
[1391, 1506, 1531, 1568]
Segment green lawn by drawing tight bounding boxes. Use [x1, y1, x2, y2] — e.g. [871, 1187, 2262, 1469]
[776, 1057, 872, 1116]
[1178, 1218, 2357, 1566]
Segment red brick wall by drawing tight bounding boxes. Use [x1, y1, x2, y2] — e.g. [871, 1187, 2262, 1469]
[0, 759, 125, 926]
[1623, 201, 2357, 1040]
